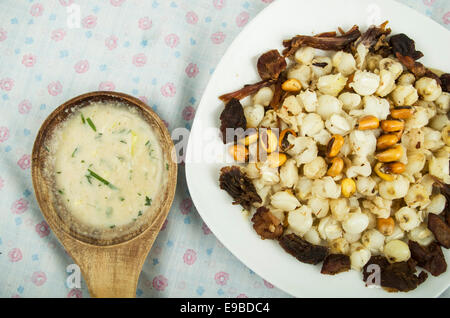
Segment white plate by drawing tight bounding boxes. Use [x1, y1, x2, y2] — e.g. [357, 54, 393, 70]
[185, 0, 450, 298]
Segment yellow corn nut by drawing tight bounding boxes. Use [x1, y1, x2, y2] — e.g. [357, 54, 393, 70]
[228, 144, 248, 163]
[266, 152, 287, 168]
[381, 162, 406, 174]
[327, 135, 345, 158]
[357, 115, 380, 130]
[260, 129, 278, 154]
[238, 130, 258, 146]
[281, 78, 302, 92]
[327, 157, 344, 177]
[341, 178, 356, 198]
[377, 134, 399, 150]
[381, 120, 405, 133]
[377, 217, 395, 236]
[390, 106, 414, 120]
[279, 128, 297, 152]
[376, 145, 403, 163]
[374, 162, 395, 181]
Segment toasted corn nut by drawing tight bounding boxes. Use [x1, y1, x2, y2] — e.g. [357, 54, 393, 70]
[260, 129, 278, 154]
[229, 144, 248, 162]
[282, 78, 302, 92]
[238, 130, 258, 146]
[341, 178, 356, 198]
[381, 120, 405, 133]
[267, 152, 287, 168]
[390, 106, 414, 120]
[377, 217, 395, 236]
[375, 145, 403, 163]
[376, 134, 399, 150]
[327, 157, 344, 177]
[279, 128, 297, 152]
[393, 127, 404, 140]
[357, 115, 380, 130]
[374, 162, 395, 181]
[327, 135, 345, 157]
[381, 162, 406, 174]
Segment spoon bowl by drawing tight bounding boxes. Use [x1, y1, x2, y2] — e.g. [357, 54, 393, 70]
[32, 91, 177, 298]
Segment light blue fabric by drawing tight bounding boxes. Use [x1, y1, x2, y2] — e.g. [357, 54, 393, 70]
[0, 0, 449, 298]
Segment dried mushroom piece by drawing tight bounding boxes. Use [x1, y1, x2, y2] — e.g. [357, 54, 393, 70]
[409, 241, 447, 276]
[282, 25, 361, 57]
[321, 254, 351, 275]
[279, 233, 329, 265]
[363, 256, 428, 292]
[354, 21, 391, 54]
[389, 33, 424, 60]
[219, 166, 261, 211]
[257, 50, 287, 81]
[219, 98, 247, 144]
[219, 79, 276, 103]
[251, 207, 284, 240]
[428, 214, 450, 249]
[440, 73, 450, 93]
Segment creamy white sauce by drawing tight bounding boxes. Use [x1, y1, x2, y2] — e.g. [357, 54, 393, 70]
[49, 102, 166, 229]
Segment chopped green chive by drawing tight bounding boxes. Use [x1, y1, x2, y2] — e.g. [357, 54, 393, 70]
[166, 163, 169, 170]
[44, 146, 50, 153]
[145, 196, 152, 206]
[120, 197, 125, 202]
[109, 225, 116, 229]
[145, 140, 150, 146]
[138, 211, 143, 216]
[137, 193, 142, 196]
[86, 117, 96, 132]
[71, 147, 78, 158]
[58, 189, 64, 195]
[95, 133, 103, 139]
[87, 169, 117, 189]
[56, 171, 62, 174]
[120, 140, 127, 144]
[81, 113, 86, 124]
[85, 175, 92, 184]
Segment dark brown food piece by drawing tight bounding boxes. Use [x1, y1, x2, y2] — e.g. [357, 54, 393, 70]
[279, 233, 328, 265]
[362, 256, 428, 292]
[257, 50, 287, 81]
[269, 73, 287, 110]
[251, 207, 284, 240]
[389, 33, 424, 60]
[282, 25, 361, 57]
[428, 213, 450, 248]
[219, 166, 261, 211]
[355, 21, 391, 54]
[219, 98, 247, 144]
[409, 241, 447, 276]
[440, 73, 450, 93]
[218, 79, 276, 103]
[312, 62, 328, 68]
[321, 254, 351, 275]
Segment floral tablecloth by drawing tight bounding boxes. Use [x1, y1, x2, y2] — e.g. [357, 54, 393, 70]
[0, 0, 449, 298]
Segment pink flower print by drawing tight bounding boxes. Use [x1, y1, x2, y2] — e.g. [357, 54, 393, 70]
[263, 279, 274, 288]
[152, 275, 168, 291]
[105, 35, 118, 50]
[423, 0, 436, 6]
[213, 0, 226, 9]
[132, 53, 147, 67]
[51, 28, 66, 41]
[30, 3, 44, 17]
[183, 249, 197, 265]
[162, 120, 169, 128]
[237, 293, 248, 298]
[0, 177, 4, 190]
[36, 221, 50, 238]
[236, 12, 249, 27]
[110, 0, 125, 6]
[180, 198, 192, 214]
[182, 106, 196, 121]
[165, 34, 180, 48]
[444, 12, 450, 24]
[99, 81, 115, 91]
[48, 81, 63, 96]
[0, 126, 10, 143]
[186, 11, 198, 25]
[215, 272, 229, 286]
[185, 63, 199, 78]
[22, 54, 36, 67]
[138, 96, 148, 104]
[11, 198, 29, 214]
[59, 0, 74, 6]
[0, 78, 14, 91]
[202, 222, 211, 235]
[0, 28, 7, 42]
[8, 248, 23, 262]
[67, 289, 82, 298]
[31, 271, 47, 286]
[161, 83, 176, 97]
[18, 100, 32, 114]
[17, 154, 31, 170]
[138, 17, 152, 30]
[161, 219, 168, 231]
[211, 32, 226, 44]
[82, 15, 97, 29]
[74, 60, 89, 73]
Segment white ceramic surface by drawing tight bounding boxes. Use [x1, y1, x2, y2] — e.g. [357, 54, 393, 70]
[186, 0, 450, 298]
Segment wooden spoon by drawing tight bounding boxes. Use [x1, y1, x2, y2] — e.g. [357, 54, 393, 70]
[31, 91, 177, 298]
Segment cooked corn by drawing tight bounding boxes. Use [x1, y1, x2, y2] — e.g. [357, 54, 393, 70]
[229, 144, 248, 162]
[341, 178, 356, 198]
[327, 134, 344, 157]
[282, 78, 302, 92]
[390, 106, 414, 120]
[357, 115, 380, 130]
[327, 157, 344, 177]
[376, 134, 399, 150]
[376, 145, 403, 162]
[381, 120, 405, 133]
